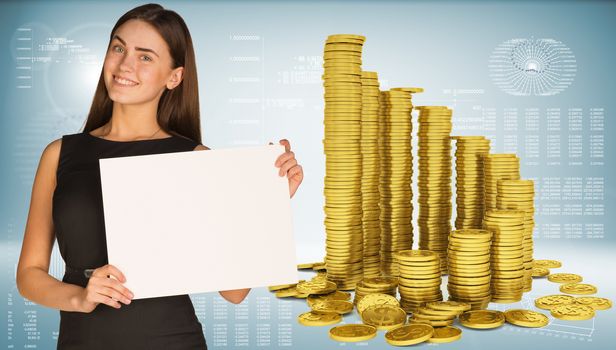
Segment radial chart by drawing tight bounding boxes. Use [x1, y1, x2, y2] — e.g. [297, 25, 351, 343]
[488, 38, 577, 96]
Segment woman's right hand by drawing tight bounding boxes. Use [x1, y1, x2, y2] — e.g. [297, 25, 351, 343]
[77, 264, 134, 313]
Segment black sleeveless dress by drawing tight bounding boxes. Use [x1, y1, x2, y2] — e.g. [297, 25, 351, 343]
[52, 131, 208, 350]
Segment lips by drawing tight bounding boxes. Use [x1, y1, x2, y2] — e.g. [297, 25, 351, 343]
[113, 75, 139, 86]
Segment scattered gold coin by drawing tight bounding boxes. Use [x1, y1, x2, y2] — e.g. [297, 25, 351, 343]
[329, 324, 377, 342]
[459, 310, 505, 329]
[560, 283, 597, 295]
[385, 324, 434, 346]
[533, 259, 562, 268]
[575, 297, 612, 310]
[548, 273, 583, 284]
[535, 295, 576, 310]
[504, 309, 549, 328]
[550, 304, 595, 321]
[427, 326, 462, 343]
[297, 311, 342, 326]
[532, 267, 550, 278]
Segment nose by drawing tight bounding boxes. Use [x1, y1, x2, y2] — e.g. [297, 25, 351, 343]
[118, 51, 137, 72]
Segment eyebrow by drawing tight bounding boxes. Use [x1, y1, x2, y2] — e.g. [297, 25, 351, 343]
[112, 34, 160, 58]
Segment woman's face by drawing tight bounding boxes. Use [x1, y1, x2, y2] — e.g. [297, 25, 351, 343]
[103, 19, 183, 106]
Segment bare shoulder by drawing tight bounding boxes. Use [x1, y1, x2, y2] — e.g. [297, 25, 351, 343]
[41, 138, 62, 184]
[193, 144, 210, 151]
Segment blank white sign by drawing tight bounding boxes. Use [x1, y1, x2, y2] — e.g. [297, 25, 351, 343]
[99, 145, 298, 299]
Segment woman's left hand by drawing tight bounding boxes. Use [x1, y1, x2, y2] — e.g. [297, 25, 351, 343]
[273, 139, 303, 198]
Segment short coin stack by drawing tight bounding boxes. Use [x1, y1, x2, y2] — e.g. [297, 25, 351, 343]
[322, 34, 366, 290]
[416, 106, 454, 273]
[452, 136, 491, 229]
[484, 154, 520, 210]
[483, 210, 526, 303]
[409, 300, 471, 327]
[378, 89, 416, 276]
[393, 250, 443, 313]
[353, 276, 398, 305]
[447, 229, 492, 310]
[360, 71, 382, 278]
[497, 179, 535, 292]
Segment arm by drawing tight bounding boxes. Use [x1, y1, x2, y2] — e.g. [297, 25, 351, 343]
[193, 144, 252, 304]
[16, 139, 85, 312]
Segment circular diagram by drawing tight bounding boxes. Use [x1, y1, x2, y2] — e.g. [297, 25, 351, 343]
[489, 38, 576, 96]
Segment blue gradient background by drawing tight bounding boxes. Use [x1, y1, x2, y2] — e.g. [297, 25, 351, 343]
[1, 0, 615, 349]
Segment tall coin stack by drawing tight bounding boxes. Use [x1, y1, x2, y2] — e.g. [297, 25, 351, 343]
[322, 34, 366, 290]
[447, 229, 492, 310]
[483, 210, 526, 303]
[360, 71, 381, 278]
[377, 89, 416, 276]
[452, 136, 491, 229]
[484, 154, 520, 210]
[393, 250, 443, 313]
[416, 106, 453, 273]
[496, 180, 535, 292]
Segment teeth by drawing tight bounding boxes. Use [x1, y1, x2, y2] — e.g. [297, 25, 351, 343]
[114, 76, 138, 86]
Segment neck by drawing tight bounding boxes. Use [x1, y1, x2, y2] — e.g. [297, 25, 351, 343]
[105, 101, 160, 138]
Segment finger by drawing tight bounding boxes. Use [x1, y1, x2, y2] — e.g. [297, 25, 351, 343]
[279, 159, 298, 176]
[279, 139, 291, 152]
[93, 292, 122, 309]
[101, 278, 134, 299]
[98, 286, 132, 305]
[275, 151, 295, 167]
[287, 164, 303, 180]
[94, 264, 126, 283]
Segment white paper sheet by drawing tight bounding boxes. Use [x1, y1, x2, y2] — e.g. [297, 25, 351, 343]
[99, 145, 298, 299]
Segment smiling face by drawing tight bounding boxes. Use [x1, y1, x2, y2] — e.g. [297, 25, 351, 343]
[103, 19, 183, 106]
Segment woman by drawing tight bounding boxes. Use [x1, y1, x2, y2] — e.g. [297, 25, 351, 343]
[15, 4, 303, 349]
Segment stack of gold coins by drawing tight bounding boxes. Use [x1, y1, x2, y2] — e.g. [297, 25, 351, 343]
[484, 154, 520, 210]
[322, 34, 366, 290]
[452, 136, 491, 229]
[416, 106, 453, 273]
[360, 71, 381, 278]
[447, 229, 492, 310]
[394, 250, 443, 313]
[353, 276, 398, 305]
[483, 210, 526, 303]
[378, 89, 418, 276]
[497, 179, 535, 293]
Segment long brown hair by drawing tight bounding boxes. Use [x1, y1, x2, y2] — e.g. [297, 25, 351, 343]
[83, 3, 201, 144]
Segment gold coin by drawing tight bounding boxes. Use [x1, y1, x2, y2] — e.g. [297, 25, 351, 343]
[534, 294, 576, 310]
[296, 280, 338, 295]
[329, 324, 377, 342]
[427, 326, 462, 343]
[268, 282, 299, 291]
[311, 300, 354, 314]
[306, 290, 351, 307]
[550, 304, 595, 321]
[560, 283, 597, 295]
[298, 311, 342, 326]
[297, 262, 321, 270]
[384, 324, 434, 346]
[548, 273, 583, 284]
[459, 310, 505, 329]
[357, 293, 400, 314]
[275, 286, 299, 298]
[394, 249, 438, 261]
[575, 297, 612, 310]
[533, 259, 562, 268]
[504, 309, 549, 328]
[361, 304, 407, 330]
[532, 267, 550, 277]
